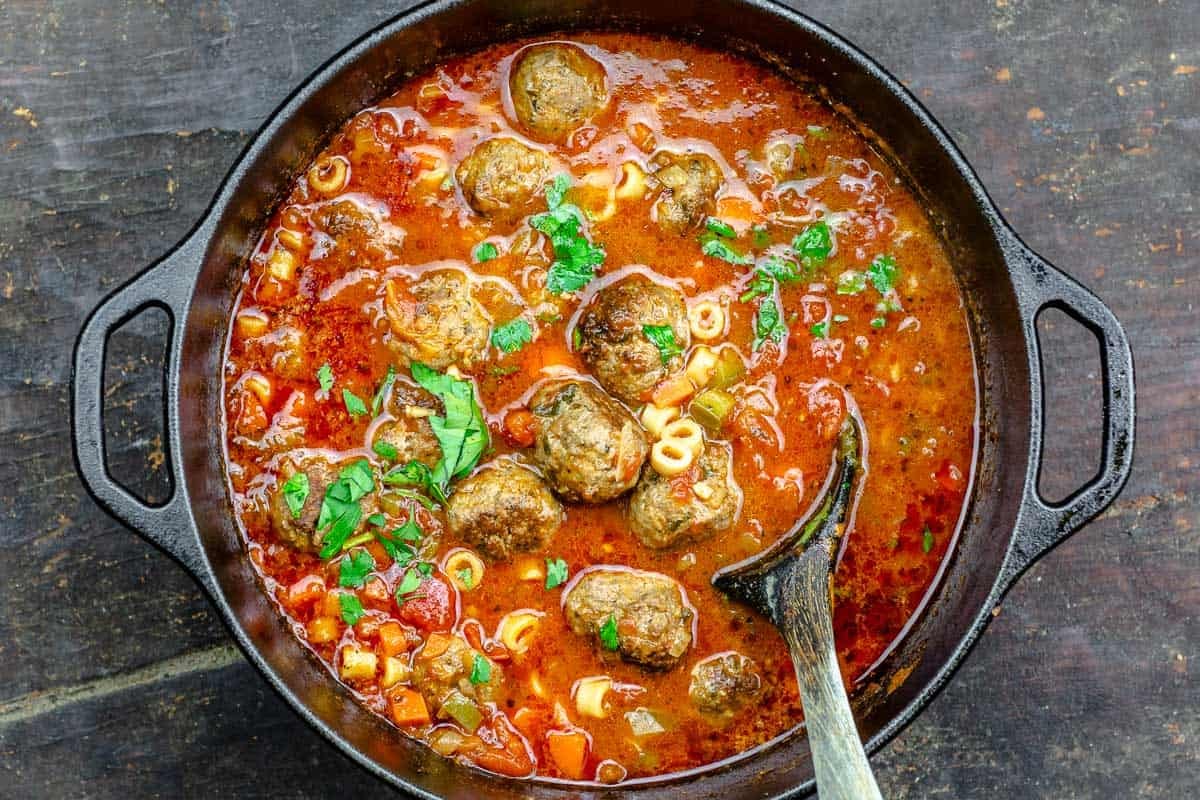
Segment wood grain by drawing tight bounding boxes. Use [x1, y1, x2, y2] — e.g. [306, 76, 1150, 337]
[0, 1, 1195, 797]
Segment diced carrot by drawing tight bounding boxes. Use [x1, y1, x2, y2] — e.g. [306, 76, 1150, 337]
[286, 574, 326, 608]
[502, 409, 537, 448]
[319, 591, 342, 618]
[511, 707, 541, 740]
[651, 373, 694, 407]
[389, 688, 430, 726]
[378, 621, 408, 657]
[546, 730, 589, 780]
[421, 632, 454, 659]
[538, 340, 574, 371]
[362, 576, 390, 605]
[306, 616, 339, 644]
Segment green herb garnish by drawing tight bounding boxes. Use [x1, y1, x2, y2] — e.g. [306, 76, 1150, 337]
[532, 175, 605, 294]
[371, 365, 396, 417]
[281, 472, 309, 519]
[491, 318, 533, 354]
[316, 363, 334, 393]
[599, 616, 620, 651]
[373, 440, 399, 461]
[407, 363, 490, 502]
[922, 525, 934, 554]
[836, 270, 867, 295]
[642, 324, 683, 365]
[751, 224, 771, 248]
[339, 549, 376, 588]
[867, 254, 899, 294]
[544, 558, 569, 590]
[705, 217, 736, 238]
[792, 221, 832, 264]
[753, 297, 787, 350]
[394, 566, 424, 601]
[456, 568, 474, 589]
[699, 233, 753, 265]
[473, 241, 499, 263]
[342, 388, 368, 418]
[339, 593, 365, 626]
[469, 653, 492, 685]
[316, 460, 375, 559]
[870, 317, 886, 329]
[376, 516, 422, 565]
[810, 321, 828, 338]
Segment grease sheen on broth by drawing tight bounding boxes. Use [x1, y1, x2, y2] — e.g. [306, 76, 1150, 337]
[222, 32, 976, 783]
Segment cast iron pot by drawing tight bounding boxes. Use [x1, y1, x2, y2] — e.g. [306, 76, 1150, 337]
[71, 1, 1136, 797]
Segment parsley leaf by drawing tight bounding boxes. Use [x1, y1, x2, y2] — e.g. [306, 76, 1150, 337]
[469, 653, 492, 685]
[753, 297, 787, 350]
[343, 388, 368, 418]
[371, 365, 396, 417]
[599, 615, 620, 651]
[922, 525, 934, 554]
[792, 221, 832, 264]
[281, 472, 309, 519]
[366, 513, 386, 527]
[473, 241, 499, 263]
[758, 255, 802, 283]
[315, 460, 375, 559]
[491, 318, 533, 354]
[410, 362, 490, 498]
[836, 270, 867, 295]
[699, 232, 752, 265]
[394, 566, 425, 602]
[382, 460, 446, 505]
[751, 224, 771, 248]
[642, 324, 683, 365]
[339, 593, 365, 626]
[373, 440, 399, 461]
[810, 321, 828, 338]
[456, 568, 475, 589]
[339, 549, 376, 588]
[544, 558, 569, 590]
[705, 217, 736, 238]
[376, 517, 421, 565]
[316, 363, 334, 393]
[739, 271, 776, 303]
[532, 176, 605, 294]
[867, 254, 899, 294]
[870, 317, 887, 329]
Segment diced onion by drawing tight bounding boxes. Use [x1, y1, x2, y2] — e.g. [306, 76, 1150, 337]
[339, 646, 378, 681]
[574, 676, 612, 719]
[624, 707, 666, 736]
[243, 373, 271, 405]
[429, 727, 465, 756]
[236, 309, 269, 338]
[517, 557, 544, 582]
[380, 656, 410, 689]
[640, 403, 680, 438]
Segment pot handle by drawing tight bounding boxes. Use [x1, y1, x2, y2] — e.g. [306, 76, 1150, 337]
[1002, 235, 1135, 586]
[71, 235, 211, 583]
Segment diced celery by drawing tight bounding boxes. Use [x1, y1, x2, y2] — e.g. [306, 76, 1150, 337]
[690, 389, 736, 431]
[710, 349, 745, 389]
[441, 690, 483, 733]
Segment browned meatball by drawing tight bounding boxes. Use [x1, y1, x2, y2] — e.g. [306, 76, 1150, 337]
[312, 198, 404, 256]
[384, 271, 490, 371]
[412, 632, 501, 710]
[455, 137, 552, 218]
[563, 568, 693, 669]
[529, 380, 648, 503]
[269, 455, 375, 553]
[369, 381, 442, 469]
[446, 459, 563, 560]
[629, 442, 741, 549]
[688, 652, 762, 714]
[509, 43, 608, 141]
[576, 275, 690, 403]
[650, 151, 723, 234]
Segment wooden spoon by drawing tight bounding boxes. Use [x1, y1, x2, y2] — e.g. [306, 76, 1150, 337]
[712, 415, 882, 800]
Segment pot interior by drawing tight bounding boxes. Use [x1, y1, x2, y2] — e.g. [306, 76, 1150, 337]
[177, 1, 1033, 796]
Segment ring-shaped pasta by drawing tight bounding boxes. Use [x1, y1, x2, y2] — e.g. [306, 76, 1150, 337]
[307, 155, 349, 195]
[242, 373, 272, 405]
[409, 145, 449, 187]
[442, 548, 485, 591]
[689, 300, 725, 341]
[614, 162, 647, 200]
[497, 610, 543, 654]
[651, 438, 694, 477]
[276, 228, 305, 252]
[685, 346, 718, 387]
[640, 403, 680, 438]
[661, 418, 704, 458]
[573, 676, 612, 719]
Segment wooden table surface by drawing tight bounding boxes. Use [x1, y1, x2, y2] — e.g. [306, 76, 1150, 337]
[1, 1, 1196, 797]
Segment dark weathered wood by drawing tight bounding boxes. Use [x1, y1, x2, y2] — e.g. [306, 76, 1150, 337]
[0, 0, 1195, 797]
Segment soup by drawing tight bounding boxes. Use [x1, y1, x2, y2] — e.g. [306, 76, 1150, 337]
[222, 32, 975, 783]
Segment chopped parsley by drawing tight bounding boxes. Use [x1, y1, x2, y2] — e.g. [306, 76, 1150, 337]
[491, 318, 533, 354]
[642, 324, 683, 365]
[791, 221, 832, 265]
[366, 513, 386, 527]
[338, 549, 375, 588]
[699, 233, 752, 265]
[836, 270, 867, 295]
[338, 593, 365, 626]
[922, 525, 934, 554]
[371, 365, 396, 416]
[599, 616, 620, 651]
[469, 653, 492, 685]
[810, 321, 828, 338]
[394, 565, 425, 601]
[316, 460, 375, 559]
[867, 254, 899, 294]
[403, 362, 490, 503]
[316, 363, 334, 393]
[281, 472, 309, 519]
[531, 175, 606, 294]
[870, 317, 887, 329]
[473, 241, 499, 263]
[753, 297, 787, 351]
[544, 558, 569, 590]
[833, 314, 850, 323]
[342, 388, 368, 418]
[739, 270, 776, 303]
[376, 516, 422, 565]
[456, 568, 475, 589]
[705, 217, 736, 238]
[373, 440, 399, 461]
[751, 224, 771, 248]
[758, 255, 803, 283]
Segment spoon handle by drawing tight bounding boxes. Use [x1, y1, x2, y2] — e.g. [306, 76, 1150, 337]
[782, 552, 883, 800]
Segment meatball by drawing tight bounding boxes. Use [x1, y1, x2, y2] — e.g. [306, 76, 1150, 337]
[629, 442, 741, 549]
[650, 151, 723, 235]
[269, 455, 374, 553]
[369, 381, 442, 469]
[446, 459, 563, 560]
[384, 271, 491, 371]
[509, 43, 608, 141]
[312, 199, 404, 256]
[455, 137, 552, 218]
[529, 380, 648, 503]
[576, 276, 690, 403]
[688, 652, 762, 714]
[413, 632, 501, 709]
[563, 568, 693, 669]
